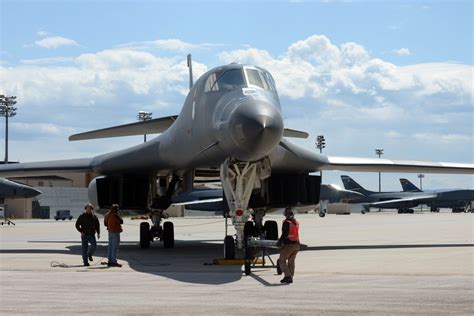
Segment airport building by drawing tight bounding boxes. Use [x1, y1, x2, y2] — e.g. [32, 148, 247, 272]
[4, 173, 93, 219]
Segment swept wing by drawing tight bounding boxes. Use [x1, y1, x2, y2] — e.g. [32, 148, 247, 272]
[368, 194, 438, 208]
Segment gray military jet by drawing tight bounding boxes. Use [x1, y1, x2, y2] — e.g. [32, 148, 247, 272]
[0, 177, 41, 202]
[340, 175, 473, 214]
[399, 178, 473, 213]
[0, 57, 473, 258]
[0, 177, 41, 225]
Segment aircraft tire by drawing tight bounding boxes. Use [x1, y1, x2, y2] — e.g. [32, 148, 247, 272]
[409, 209, 414, 214]
[163, 222, 174, 248]
[224, 236, 235, 260]
[140, 222, 150, 249]
[319, 212, 326, 217]
[244, 221, 255, 239]
[264, 221, 278, 240]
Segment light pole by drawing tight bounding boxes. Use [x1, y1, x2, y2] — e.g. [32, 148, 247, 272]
[137, 111, 152, 142]
[418, 174, 424, 212]
[316, 135, 326, 176]
[0, 95, 17, 164]
[375, 148, 384, 212]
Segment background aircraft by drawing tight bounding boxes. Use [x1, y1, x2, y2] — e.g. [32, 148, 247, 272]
[0, 177, 41, 225]
[341, 175, 474, 214]
[171, 183, 362, 218]
[0, 59, 473, 258]
[341, 175, 436, 213]
[399, 178, 473, 213]
[0, 177, 41, 202]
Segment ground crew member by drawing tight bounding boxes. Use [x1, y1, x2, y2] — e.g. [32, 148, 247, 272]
[104, 204, 123, 267]
[276, 206, 300, 284]
[75, 202, 100, 266]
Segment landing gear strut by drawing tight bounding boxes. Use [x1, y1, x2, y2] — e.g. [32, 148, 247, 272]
[220, 157, 272, 259]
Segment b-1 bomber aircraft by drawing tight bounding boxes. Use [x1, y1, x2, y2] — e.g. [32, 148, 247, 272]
[399, 178, 473, 213]
[341, 175, 474, 214]
[0, 56, 473, 258]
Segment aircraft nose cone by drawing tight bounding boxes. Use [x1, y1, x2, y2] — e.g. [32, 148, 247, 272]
[23, 187, 42, 198]
[228, 100, 283, 161]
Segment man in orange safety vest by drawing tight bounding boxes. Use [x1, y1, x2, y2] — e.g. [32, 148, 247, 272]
[276, 206, 300, 284]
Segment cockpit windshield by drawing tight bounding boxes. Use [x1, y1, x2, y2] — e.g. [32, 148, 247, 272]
[204, 69, 245, 92]
[245, 68, 276, 91]
[204, 67, 276, 93]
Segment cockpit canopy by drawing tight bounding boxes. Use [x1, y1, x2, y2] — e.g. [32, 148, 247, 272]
[204, 66, 276, 93]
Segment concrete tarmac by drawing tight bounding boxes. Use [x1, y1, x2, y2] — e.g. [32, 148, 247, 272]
[1, 212, 473, 315]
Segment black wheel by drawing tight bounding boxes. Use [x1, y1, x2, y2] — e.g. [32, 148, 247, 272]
[319, 212, 326, 217]
[244, 262, 251, 275]
[224, 235, 235, 260]
[409, 209, 414, 214]
[163, 221, 174, 248]
[140, 222, 150, 249]
[244, 221, 255, 239]
[397, 209, 402, 214]
[264, 220, 278, 240]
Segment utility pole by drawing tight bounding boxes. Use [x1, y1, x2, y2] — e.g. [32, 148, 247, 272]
[316, 135, 326, 177]
[0, 95, 17, 164]
[375, 148, 384, 212]
[418, 174, 424, 212]
[137, 111, 152, 142]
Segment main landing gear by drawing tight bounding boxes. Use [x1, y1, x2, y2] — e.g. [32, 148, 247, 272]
[221, 157, 276, 260]
[140, 209, 175, 249]
[397, 208, 415, 214]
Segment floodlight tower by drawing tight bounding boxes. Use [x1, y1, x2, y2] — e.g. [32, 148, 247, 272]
[0, 95, 18, 164]
[137, 111, 152, 142]
[316, 135, 326, 176]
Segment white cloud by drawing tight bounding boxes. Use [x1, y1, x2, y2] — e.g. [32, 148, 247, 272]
[119, 38, 221, 52]
[11, 122, 75, 136]
[393, 48, 411, 56]
[20, 57, 75, 65]
[34, 36, 79, 49]
[413, 133, 472, 144]
[37, 30, 49, 37]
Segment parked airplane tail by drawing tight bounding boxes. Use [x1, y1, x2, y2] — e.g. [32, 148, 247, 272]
[399, 178, 422, 192]
[340, 175, 375, 195]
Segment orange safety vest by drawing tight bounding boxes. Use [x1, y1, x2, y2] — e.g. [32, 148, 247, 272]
[285, 219, 299, 242]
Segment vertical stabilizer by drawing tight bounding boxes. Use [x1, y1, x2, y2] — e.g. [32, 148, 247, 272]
[340, 175, 374, 195]
[399, 178, 422, 192]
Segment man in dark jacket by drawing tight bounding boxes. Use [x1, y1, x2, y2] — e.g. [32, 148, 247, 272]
[75, 203, 100, 266]
[277, 207, 300, 284]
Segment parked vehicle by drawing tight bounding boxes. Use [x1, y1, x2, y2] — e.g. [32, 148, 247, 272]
[54, 210, 73, 221]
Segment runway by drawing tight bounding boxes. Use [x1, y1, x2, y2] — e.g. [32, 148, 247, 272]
[1, 212, 473, 315]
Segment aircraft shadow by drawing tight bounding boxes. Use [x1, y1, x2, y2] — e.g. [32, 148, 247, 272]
[2, 240, 247, 285]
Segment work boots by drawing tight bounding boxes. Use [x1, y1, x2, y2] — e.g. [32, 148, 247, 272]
[280, 276, 293, 284]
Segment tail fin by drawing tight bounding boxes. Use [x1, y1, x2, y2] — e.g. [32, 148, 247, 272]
[399, 178, 422, 192]
[340, 175, 374, 195]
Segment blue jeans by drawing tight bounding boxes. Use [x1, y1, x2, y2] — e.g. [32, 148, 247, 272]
[81, 234, 97, 264]
[107, 232, 120, 263]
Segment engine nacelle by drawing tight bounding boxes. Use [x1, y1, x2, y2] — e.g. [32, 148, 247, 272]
[88, 175, 150, 210]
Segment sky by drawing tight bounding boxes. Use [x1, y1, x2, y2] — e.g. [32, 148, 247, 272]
[0, 0, 473, 191]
